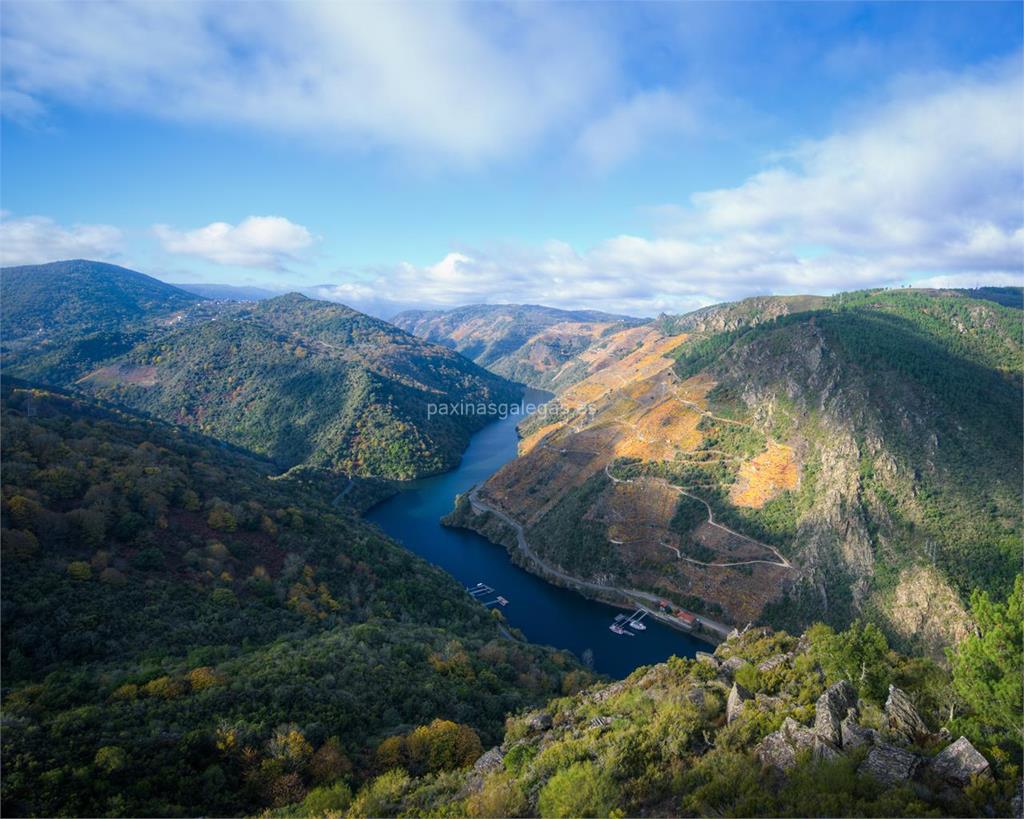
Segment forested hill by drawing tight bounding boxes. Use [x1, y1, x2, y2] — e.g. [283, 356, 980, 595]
[0, 259, 201, 340]
[392, 303, 644, 389]
[1, 262, 523, 480]
[454, 289, 1022, 657]
[0, 384, 594, 817]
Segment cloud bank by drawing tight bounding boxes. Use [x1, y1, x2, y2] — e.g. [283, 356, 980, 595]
[0, 213, 123, 266]
[316, 58, 1023, 316]
[1, 1, 612, 165]
[153, 216, 316, 270]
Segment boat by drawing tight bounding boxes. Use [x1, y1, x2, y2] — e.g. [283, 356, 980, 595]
[609, 624, 634, 636]
[496, 596, 509, 606]
[628, 620, 646, 631]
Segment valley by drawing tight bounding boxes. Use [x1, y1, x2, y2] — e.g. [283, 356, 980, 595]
[1, 260, 1020, 818]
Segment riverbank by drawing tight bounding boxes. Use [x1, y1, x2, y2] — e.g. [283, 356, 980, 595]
[443, 487, 731, 646]
[365, 388, 707, 678]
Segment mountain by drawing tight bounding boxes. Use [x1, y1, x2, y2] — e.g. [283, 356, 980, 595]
[171, 282, 281, 301]
[0, 384, 594, 817]
[2, 263, 523, 480]
[392, 304, 645, 389]
[447, 290, 1022, 656]
[0, 259, 201, 341]
[355, 611, 1021, 818]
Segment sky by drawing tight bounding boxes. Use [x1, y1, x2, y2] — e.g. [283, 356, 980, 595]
[1, 1, 1022, 319]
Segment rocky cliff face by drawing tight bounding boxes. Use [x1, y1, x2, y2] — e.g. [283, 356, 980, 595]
[448, 291, 1021, 655]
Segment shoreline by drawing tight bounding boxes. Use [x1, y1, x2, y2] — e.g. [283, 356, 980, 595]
[449, 486, 729, 647]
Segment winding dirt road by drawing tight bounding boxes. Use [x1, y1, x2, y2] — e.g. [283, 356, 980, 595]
[467, 486, 734, 641]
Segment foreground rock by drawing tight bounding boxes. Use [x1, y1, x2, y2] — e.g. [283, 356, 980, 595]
[884, 685, 930, 744]
[859, 743, 920, 786]
[757, 717, 818, 771]
[929, 736, 991, 786]
[813, 680, 858, 746]
[727, 682, 752, 724]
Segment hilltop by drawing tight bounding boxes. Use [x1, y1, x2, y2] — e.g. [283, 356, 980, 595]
[2, 263, 521, 481]
[392, 303, 644, 390]
[0, 259, 201, 340]
[448, 290, 1022, 656]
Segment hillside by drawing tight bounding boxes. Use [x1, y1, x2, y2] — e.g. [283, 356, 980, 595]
[449, 291, 1022, 656]
[0, 259, 201, 341]
[392, 304, 644, 389]
[0, 385, 594, 817]
[346, 611, 1021, 818]
[2, 266, 523, 480]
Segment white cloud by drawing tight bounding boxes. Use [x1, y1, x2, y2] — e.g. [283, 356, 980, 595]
[687, 57, 1023, 271]
[0, 213, 123, 266]
[315, 58, 1023, 317]
[154, 216, 315, 270]
[0, 1, 614, 164]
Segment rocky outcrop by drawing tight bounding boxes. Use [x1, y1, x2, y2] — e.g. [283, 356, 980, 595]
[813, 680, 858, 746]
[718, 656, 745, 678]
[882, 565, 974, 659]
[473, 747, 504, 774]
[929, 736, 991, 786]
[526, 711, 553, 733]
[859, 743, 920, 786]
[841, 713, 877, 749]
[884, 685, 930, 744]
[757, 717, 817, 771]
[757, 653, 792, 673]
[727, 682, 752, 724]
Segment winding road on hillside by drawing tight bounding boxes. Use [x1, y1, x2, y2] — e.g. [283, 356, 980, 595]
[467, 486, 734, 640]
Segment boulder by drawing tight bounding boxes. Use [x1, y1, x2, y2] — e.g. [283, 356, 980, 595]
[718, 656, 745, 678]
[813, 736, 842, 762]
[695, 651, 719, 668]
[757, 717, 817, 771]
[473, 747, 504, 774]
[929, 736, 991, 786]
[526, 711, 553, 733]
[884, 685, 930, 745]
[840, 713, 877, 750]
[684, 686, 706, 708]
[726, 682, 752, 724]
[814, 680, 858, 746]
[757, 653, 792, 673]
[858, 743, 919, 786]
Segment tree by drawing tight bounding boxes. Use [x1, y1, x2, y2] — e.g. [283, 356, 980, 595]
[950, 574, 1023, 749]
[66, 561, 92, 581]
[807, 621, 891, 702]
[94, 746, 127, 774]
[207, 503, 237, 532]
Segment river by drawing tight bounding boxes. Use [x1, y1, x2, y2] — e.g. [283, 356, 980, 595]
[366, 388, 705, 678]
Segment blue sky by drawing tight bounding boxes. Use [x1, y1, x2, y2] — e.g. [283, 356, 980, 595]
[2, 1, 1021, 317]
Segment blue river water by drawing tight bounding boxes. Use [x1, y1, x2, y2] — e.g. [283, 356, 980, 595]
[366, 389, 705, 678]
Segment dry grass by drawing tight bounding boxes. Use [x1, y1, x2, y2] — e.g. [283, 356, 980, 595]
[729, 441, 799, 508]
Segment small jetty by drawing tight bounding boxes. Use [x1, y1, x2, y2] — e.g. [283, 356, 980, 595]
[627, 609, 648, 630]
[467, 583, 509, 608]
[609, 608, 649, 636]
